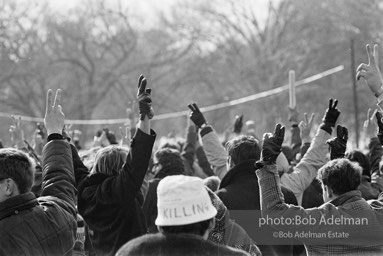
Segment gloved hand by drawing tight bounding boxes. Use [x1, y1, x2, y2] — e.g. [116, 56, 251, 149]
[326, 125, 348, 160]
[234, 114, 243, 134]
[188, 103, 207, 128]
[322, 98, 340, 127]
[256, 124, 285, 167]
[137, 75, 154, 120]
[376, 111, 383, 145]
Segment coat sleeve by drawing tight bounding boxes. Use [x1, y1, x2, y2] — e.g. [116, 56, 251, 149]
[280, 128, 330, 205]
[195, 146, 215, 177]
[291, 125, 302, 157]
[368, 137, 383, 174]
[200, 126, 228, 180]
[70, 144, 89, 187]
[100, 128, 156, 203]
[42, 139, 77, 218]
[181, 125, 197, 171]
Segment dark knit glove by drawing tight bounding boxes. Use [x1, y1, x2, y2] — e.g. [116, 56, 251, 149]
[376, 111, 383, 145]
[188, 103, 207, 128]
[322, 98, 340, 127]
[256, 124, 285, 168]
[326, 125, 348, 160]
[234, 114, 243, 134]
[137, 75, 154, 120]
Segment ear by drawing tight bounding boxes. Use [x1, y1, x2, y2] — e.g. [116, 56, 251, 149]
[227, 156, 233, 168]
[208, 218, 216, 232]
[4, 179, 18, 196]
[327, 186, 334, 198]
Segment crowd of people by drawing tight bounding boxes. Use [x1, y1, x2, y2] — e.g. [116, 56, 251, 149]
[0, 44, 383, 256]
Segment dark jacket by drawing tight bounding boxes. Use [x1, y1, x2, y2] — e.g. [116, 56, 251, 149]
[216, 160, 297, 210]
[0, 138, 77, 256]
[77, 129, 156, 256]
[216, 159, 299, 256]
[143, 178, 162, 233]
[116, 233, 250, 256]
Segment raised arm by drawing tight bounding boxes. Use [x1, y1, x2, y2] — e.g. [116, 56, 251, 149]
[280, 99, 339, 205]
[188, 102, 228, 179]
[41, 89, 76, 218]
[288, 107, 302, 157]
[357, 44, 383, 110]
[181, 120, 197, 171]
[99, 75, 156, 203]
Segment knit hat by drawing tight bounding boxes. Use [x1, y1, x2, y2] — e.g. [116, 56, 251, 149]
[155, 175, 217, 226]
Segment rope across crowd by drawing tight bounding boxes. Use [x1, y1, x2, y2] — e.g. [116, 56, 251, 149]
[0, 44, 383, 256]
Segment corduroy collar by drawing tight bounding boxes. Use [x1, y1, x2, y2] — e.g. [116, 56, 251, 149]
[329, 190, 362, 207]
[0, 192, 38, 221]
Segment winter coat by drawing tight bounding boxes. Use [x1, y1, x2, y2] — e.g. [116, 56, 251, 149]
[0, 138, 77, 255]
[77, 129, 156, 256]
[257, 164, 383, 256]
[280, 128, 331, 205]
[216, 160, 297, 210]
[116, 233, 250, 256]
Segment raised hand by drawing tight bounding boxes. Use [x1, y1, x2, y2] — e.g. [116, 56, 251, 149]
[233, 114, 243, 134]
[137, 75, 154, 120]
[258, 124, 285, 166]
[356, 44, 383, 96]
[9, 115, 25, 148]
[299, 112, 315, 143]
[188, 103, 207, 128]
[322, 98, 340, 127]
[44, 89, 65, 135]
[326, 125, 348, 160]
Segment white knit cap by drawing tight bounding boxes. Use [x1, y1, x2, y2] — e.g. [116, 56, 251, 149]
[155, 175, 217, 226]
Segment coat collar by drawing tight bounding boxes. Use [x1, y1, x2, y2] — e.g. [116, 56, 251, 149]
[0, 192, 38, 221]
[329, 190, 363, 207]
[219, 159, 256, 189]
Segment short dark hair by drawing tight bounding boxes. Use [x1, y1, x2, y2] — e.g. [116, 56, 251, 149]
[318, 158, 362, 195]
[225, 135, 261, 165]
[160, 218, 212, 236]
[154, 148, 185, 178]
[0, 148, 34, 193]
[345, 150, 370, 177]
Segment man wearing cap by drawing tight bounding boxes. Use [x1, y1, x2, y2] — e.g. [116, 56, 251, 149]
[116, 175, 250, 256]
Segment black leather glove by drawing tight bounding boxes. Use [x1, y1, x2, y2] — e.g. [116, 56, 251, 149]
[137, 75, 154, 120]
[188, 103, 207, 128]
[256, 124, 285, 168]
[326, 125, 348, 160]
[322, 98, 340, 127]
[376, 111, 383, 145]
[234, 114, 243, 134]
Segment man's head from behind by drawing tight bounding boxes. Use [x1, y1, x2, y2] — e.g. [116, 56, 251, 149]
[0, 148, 34, 202]
[155, 175, 217, 239]
[318, 158, 362, 203]
[225, 135, 261, 168]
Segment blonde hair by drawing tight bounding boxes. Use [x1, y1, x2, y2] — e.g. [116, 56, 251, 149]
[91, 146, 129, 176]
